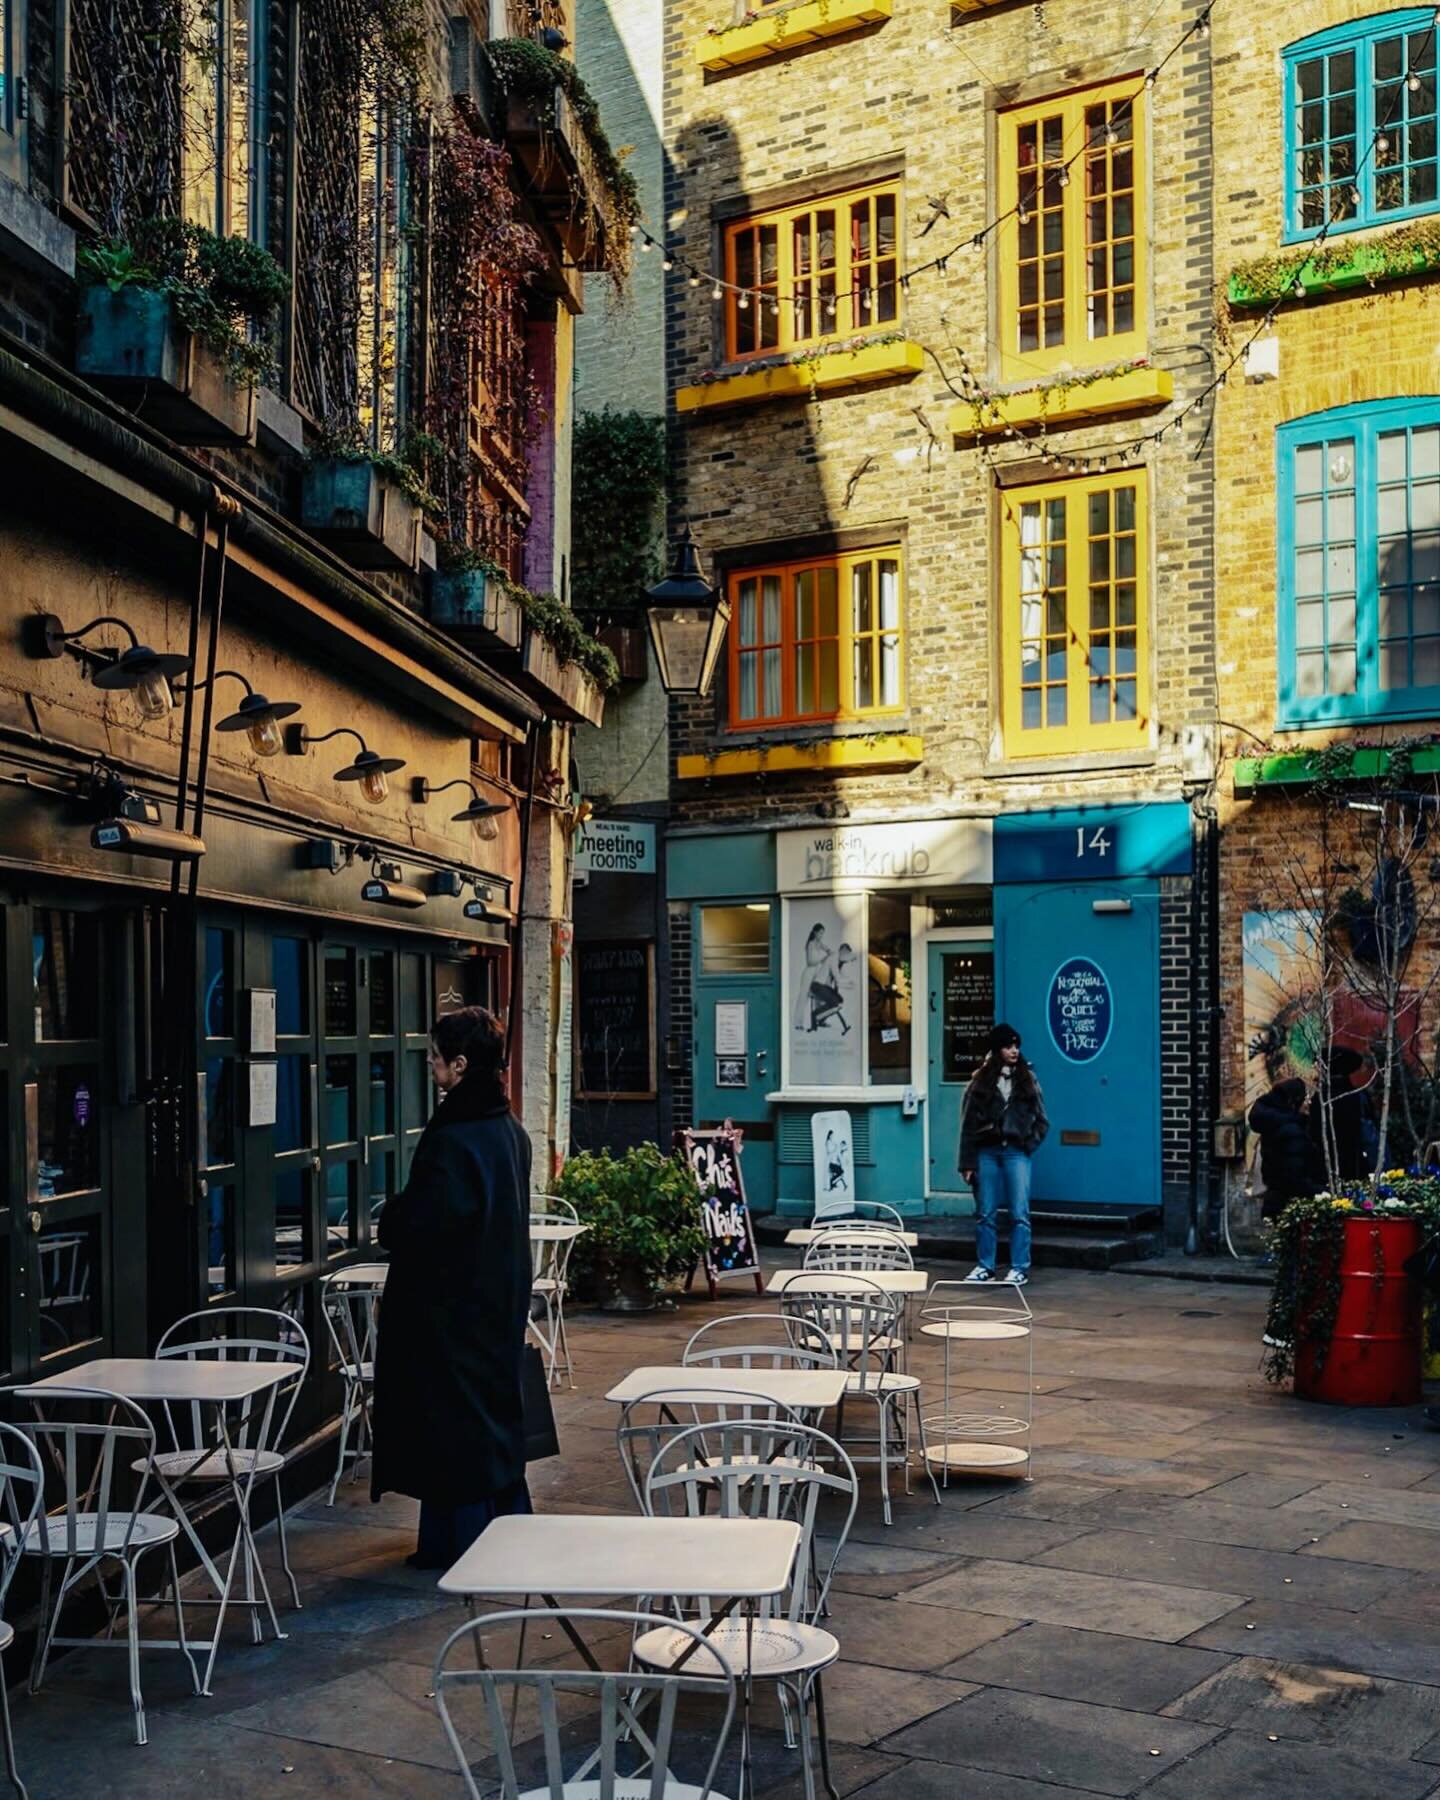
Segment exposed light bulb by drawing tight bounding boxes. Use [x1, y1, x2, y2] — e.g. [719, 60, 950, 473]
[1409, 69, 1422, 91]
[1348, 184, 1362, 204]
[711, 282, 723, 301]
[1105, 122, 1119, 146]
[1145, 69, 1157, 87]
[1195, 12, 1210, 38]
[640, 237, 653, 253]
[359, 765, 390, 806]
[246, 711, 284, 758]
[1018, 204, 1030, 224]
[662, 254, 674, 270]
[1377, 132, 1390, 152]
[737, 292, 750, 310]
[688, 272, 700, 287]
[133, 667, 174, 722]
[1058, 165, 1071, 187]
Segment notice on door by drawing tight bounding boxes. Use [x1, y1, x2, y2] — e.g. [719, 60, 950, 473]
[1047, 956, 1113, 1063]
[942, 950, 994, 1081]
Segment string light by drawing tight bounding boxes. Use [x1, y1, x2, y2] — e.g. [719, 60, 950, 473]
[737, 292, 750, 310]
[662, 253, 674, 270]
[711, 282, 723, 301]
[1409, 68, 1423, 91]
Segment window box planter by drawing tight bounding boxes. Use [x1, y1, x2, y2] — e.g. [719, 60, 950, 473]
[1227, 235, 1440, 310]
[76, 287, 257, 447]
[947, 366, 1173, 437]
[677, 732, 922, 780]
[512, 628, 607, 726]
[300, 459, 422, 573]
[429, 568, 524, 652]
[504, 87, 613, 273]
[696, 0, 893, 72]
[676, 338, 923, 414]
[1234, 743, 1440, 795]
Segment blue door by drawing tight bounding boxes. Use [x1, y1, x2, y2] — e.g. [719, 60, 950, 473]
[926, 940, 992, 1200]
[995, 881, 1160, 1208]
[691, 901, 779, 1212]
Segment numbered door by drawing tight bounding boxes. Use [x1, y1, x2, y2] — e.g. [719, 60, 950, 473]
[995, 880, 1161, 1208]
[926, 939, 994, 1197]
[691, 901, 777, 1211]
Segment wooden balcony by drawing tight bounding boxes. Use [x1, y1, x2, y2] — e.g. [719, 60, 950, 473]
[676, 338, 924, 414]
[505, 87, 615, 274]
[508, 628, 607, 726]
[696, 0, 893, 72]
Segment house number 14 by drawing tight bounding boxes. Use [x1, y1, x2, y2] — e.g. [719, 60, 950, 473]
[1076, 827, 1113, 858]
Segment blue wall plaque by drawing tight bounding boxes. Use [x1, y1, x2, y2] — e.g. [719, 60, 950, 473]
[1047, 956, 1113, 1063]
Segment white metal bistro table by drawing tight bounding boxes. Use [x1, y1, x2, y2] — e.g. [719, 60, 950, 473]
[440, 1513, 801, 1798]
[765, 1269, 928, 1297]
[606, 1365, 848, 1412]
[28, 1355, 297, 1692]
[529, 1221, 588, 1244]
[783, 1227, 919, 1247]
[327, 1261, 390, 1283]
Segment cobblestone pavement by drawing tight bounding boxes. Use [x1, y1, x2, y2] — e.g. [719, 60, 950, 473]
[12, 1263, 1440, 1797]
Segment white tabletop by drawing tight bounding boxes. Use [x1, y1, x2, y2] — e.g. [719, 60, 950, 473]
[784, 1227, 919, 1247]
[440, 1513, 801, 1600]
[530, 1222, 588, 1243]
[26, 1356, 296, 1403]
[605, 1365, 848, 1409]
[327, 1262, 389, 1284]
[767, 1269, 929, 1296]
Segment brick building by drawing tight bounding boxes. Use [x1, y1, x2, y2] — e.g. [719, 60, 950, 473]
[1211, 1, 1440, 1219]
[630, 0, 1222, 1240]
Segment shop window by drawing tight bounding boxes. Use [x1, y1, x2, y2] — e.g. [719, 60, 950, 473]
[33, 910, 100, 1042]
[36, 1222, 100, 1357]
[1278, 397, 1440, 724]
[997, 80, 1146, 378]
[205, 1058, 235, 1166]
[723, 181, 901, 362]
[867, 894, 912, 1084]
[785, 895, 913, 1088]
[182, 0, 269, 241]
[999, 469, 1149, 755]
[701, 905, 771, 975]
[369, 953, 395, 1036]
[1284, 12, 1438, 240]
[324, 1055, 357, 1145]
[729, 550, 904, 729]
[36, 1066, 100, 1196]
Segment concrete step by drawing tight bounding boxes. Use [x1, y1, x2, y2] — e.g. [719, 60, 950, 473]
[756, 1216, 1163, 1271]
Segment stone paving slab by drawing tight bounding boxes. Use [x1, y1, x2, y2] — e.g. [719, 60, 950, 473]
[1163, 1655, 1440, 1754]
[1140, 1729, 1440, 1799]
[904, 1558, 1248, 1642]
[939, 1620, 1233, 1710]
[1187, 1597, 1440, 1685]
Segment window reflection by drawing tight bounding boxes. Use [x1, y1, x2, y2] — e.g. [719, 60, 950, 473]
[274, 937, 308, 1036]
[33, 911, 99, 1041]
[369, 1054, 394, 1135]
[36, 1066, 100, 1196]
[326, 1161, 357, 1251]
[205, 1058, 234, 1166]
[207, 1184, 235, 1296]
[369, 953, 394, 1035]
[204, 928, 233, 1038]
[370, 1152, 393, 1222]
[325, 947, 356, 1037]
[37, 1222, 100, 1355]
[274, 1169, 311, 1270]
[274, 1055, 310, 1153]
[324, 1055, 356, 1144]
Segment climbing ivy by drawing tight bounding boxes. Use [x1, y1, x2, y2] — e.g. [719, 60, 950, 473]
[571, 409, 666, 619]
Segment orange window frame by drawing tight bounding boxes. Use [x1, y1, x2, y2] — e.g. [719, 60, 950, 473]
[722, 181, 902, 364]
[727, 549, 905, 729]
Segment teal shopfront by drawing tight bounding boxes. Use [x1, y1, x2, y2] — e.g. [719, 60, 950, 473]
[671, 800, 1193, 1221]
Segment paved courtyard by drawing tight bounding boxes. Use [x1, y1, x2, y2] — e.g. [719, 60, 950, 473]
[12, 1263, 1440, 1798]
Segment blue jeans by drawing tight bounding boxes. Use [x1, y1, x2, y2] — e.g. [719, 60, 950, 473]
[975, 1145, 1032, 1273]
[416, 1477, 533, 1565]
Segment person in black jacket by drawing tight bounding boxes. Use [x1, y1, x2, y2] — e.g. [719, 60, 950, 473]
[1248, 1076, 1322, 1219]
[372, 1005, 534, 1569]
[1308, 1047, 1377, 1183]
[958, 1023, 1048, 1286]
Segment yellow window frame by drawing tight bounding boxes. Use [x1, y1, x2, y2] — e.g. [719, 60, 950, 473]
[722, 181, 903, 364]
[727, 547, 906, 730]
[996, 78, 1147, 380]
[999, 469, 1149, 755]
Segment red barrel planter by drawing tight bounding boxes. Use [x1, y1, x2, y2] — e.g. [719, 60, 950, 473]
[1295, 1215, 1423, 1407]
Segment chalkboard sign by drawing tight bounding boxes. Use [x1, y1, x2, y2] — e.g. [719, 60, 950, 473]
[942, 949, 994, 1080]
[576, 941, 656, 1099]
[681, 1122, 762, 1292]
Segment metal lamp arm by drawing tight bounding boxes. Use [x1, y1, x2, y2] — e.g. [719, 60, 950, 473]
[177, 668, 254, 698]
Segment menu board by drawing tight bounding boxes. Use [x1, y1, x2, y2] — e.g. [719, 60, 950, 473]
[681, 1123, 760, 1286]
[576, 941, 656, 1098]
[942, 949, 994, 1081]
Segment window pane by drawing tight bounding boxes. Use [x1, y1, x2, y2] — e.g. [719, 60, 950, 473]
[325, 1161, 358, 1253]
[34, 911, 99, 1041]
[324, 1055, 357, 1144]
[274, 1169, 311, 1271]
[700, 905, 770, 975]
[36, 1066, 100, 1196]
[274, 1054, 310, 1153]
[207, 1185, 235, 1298]
[274, 937, 309, 1036]
[325, 948, 356, 1036]
[867, 893, 911, 1084]
[369, 954, 394, 1036]
[205, 1058, 234, 1166]
[369, 1053, 395, 1135]
[204, 929, 234, 1038]
[37, 1222, 101, 1357]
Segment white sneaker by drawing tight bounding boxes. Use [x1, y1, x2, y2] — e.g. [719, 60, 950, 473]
[1003, 1268, 1028, 1286]
[963, 1265, 994, 1283]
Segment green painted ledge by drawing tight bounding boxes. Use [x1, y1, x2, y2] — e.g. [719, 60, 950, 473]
[1234, 744, 1440, 795]
[1227, 238, 1440, 309]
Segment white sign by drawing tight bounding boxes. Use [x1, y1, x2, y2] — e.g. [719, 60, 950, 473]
[715, 1001, 748, 1057]
[248, 1060, 277, 1128]
[787, 895, 864, 1087]
[574, 819, 656, 876]
[812, 1109, 855, 1216]
[248, 988, 276, 1055]
[777, 817, 992, 893]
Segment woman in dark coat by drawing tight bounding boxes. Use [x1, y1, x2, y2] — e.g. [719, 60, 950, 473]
[958, 1023, 1048, 1287]
[1248, 1076, 1321, 1219]
[372, 1005, 534, 1569]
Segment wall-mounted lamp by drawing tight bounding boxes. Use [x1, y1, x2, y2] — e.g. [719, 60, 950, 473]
[411, 776, 506, 841]
[285, 725, 404, 805]
[183, 670, 301, 758]
[89, 787, 205, 861]
[361, 859, 427, 909]
[645, 525, 730, 698]
[464, 879, 502, 922]
[25, 612, 193, 722]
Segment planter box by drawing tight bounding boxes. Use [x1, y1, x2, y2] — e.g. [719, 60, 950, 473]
[76, 287, 257, 446]
[300, 459, 422, 573]
[511, 629, 607, 726]
[429, 568, 524, 652]
[676, 338, 924, 414]
[505, 87, 612, 273]
[1228, 236, 1440, 309]
[1234, 743, 1440, 795]
[947, 366, 1173, 437]
[1294, 1215, 1423, 1407]
[696, 0, 893, 71]
[677, 732, 922, 780]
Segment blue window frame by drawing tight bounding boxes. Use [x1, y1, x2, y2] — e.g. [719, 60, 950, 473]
[1278, 398, 1440, 726]
[1283, 11, 1439, 240]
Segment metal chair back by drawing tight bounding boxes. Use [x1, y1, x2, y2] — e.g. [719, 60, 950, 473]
[616, 1384, 808, 1513]
[3, 1386, 160, 1559]
[529, 1212, 577, 1292]
[779, 1274, 901, 1390]
[807, 1201, 906, 1231]
[682, 1311, 838, 1371]
[804, 1226, 914, 1272]
[434, 1605, 737, 1800]
[644, 1420, 857, 1625]
[320, 1272, 383, 1380]
[0, 1423, 43, 1605]
[154, 1306, 311, 1464]
[531, 1192, 579, 1223]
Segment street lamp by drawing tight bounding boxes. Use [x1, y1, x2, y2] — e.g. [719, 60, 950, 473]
[185, 670, 302, 758]
[24, 612, 192, 722]
[645, 526, 730, 698]
[284, 724, 405, 805]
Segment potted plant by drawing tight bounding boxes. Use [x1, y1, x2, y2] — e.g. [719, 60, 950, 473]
[301, 437, 435, 573]
[76, 218, 288, 446]
[555, 1144, 706, 1311]
[429, 549, 524, 651]
[1264, 1172, 1440, 1404]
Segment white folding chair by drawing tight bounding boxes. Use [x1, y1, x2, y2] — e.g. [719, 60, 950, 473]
[780, 1276, 940, 1526]
[682, 1312, 838, 1373]
[529, 1212, 578, 1390]
[6, 1386, 199, 1744]
[635, 1420, 858, 1800]
[615, 1385, 810, 1514]
[434, 1605, 739, 1799]
[803, 1227, 914, 1272]
[320, 1271, 383, 1503]
[806, 1201, 906, 1231]
[0, 1424, 43, 1798]
[531, 1191, 579, 1223]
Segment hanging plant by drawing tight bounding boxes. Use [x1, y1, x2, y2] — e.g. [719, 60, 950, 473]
[571, 409, 666, 619]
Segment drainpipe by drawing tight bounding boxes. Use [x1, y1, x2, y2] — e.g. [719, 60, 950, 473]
[1186, 798, 1219, 1253]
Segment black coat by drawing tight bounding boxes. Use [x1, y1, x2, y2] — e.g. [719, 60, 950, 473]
[371, 1077, 532, 1507]
[1308, 1085, 1375, 1182]
[959, 1065, 1049, 1168]
[1248, 1091, 1321, 1202]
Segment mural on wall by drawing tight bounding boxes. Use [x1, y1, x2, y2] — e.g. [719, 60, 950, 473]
[1242, 910, 1325, 1106]
[788, 895, 863, 1086]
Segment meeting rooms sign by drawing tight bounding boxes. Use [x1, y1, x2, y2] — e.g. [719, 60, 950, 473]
[777, 817, 992, 893]
[574, 819, 656, 876]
